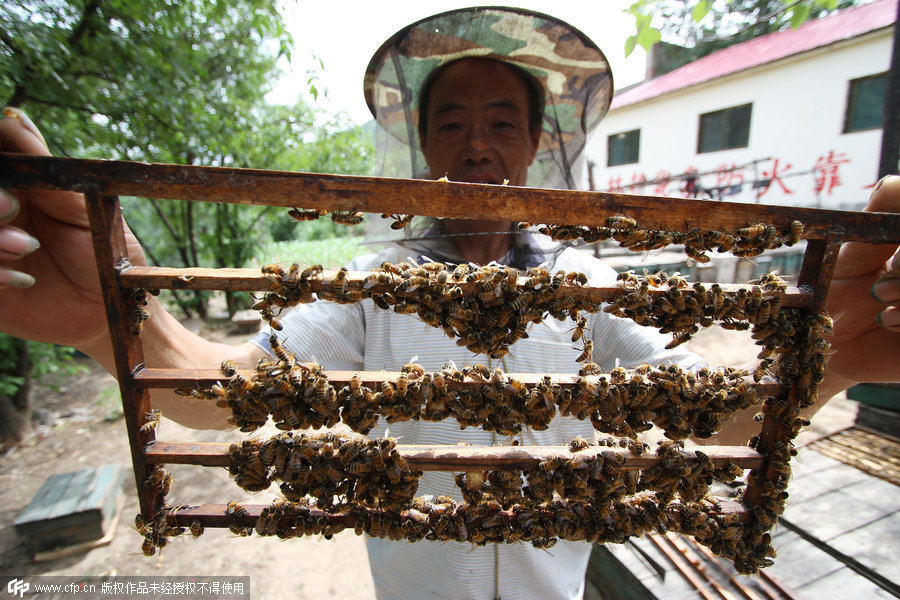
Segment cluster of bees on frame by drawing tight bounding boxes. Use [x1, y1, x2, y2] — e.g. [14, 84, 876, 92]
[195, 336, 760, 440]
[518, 216, 804, 264]
[227, 432, 421, 510]
[140, 207, 828, 574]
[251, 260, 600, 359]
[147, 431, 768, 571]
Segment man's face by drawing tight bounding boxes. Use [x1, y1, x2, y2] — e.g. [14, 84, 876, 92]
[419, 58, 541, 187]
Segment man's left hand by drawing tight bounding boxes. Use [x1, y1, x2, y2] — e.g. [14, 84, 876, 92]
[820, 174, 900, 396]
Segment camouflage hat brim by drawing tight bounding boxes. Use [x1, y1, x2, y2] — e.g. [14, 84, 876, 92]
[363, 6, 614, 189]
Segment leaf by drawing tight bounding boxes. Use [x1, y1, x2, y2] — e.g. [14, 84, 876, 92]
[624, 34, 638, 57]
[636, 24, 662, 52]
[790, 3, 812, 28]
[692, 0, 712, 23]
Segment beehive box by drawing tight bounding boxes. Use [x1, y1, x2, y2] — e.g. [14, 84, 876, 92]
[14, 465, 125, 557]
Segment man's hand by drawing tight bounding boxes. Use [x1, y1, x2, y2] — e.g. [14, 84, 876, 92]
[820, 174, 900, 396]
[0, 107, 147, 355]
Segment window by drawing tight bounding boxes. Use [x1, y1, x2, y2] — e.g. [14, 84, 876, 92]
[844, 73, 887, 133]
[607, 129, 640, 166]
[697, 104, 752, 153]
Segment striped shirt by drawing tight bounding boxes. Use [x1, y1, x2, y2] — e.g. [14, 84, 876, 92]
[252, 245, 701, 600]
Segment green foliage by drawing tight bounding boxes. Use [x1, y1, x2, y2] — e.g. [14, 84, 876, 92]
[1, 1, 374, 317]
[624, 0, 861, 57]
[0, 333, 86, 398]
[250, 236, 368, 270]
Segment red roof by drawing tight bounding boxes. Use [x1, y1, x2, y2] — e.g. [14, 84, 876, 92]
[612, 0, 897, 109]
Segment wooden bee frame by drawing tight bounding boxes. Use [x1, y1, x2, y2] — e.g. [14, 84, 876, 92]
[2, 153, 898, 571]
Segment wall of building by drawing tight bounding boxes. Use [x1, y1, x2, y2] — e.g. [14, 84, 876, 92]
[585, 29, 893, 210]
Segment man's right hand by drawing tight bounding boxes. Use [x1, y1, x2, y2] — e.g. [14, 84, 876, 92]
[0, 107, 148, 355]
[0, 107, 266, 429]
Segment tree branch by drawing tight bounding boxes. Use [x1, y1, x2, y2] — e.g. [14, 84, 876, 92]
[67, 0, 103, 50]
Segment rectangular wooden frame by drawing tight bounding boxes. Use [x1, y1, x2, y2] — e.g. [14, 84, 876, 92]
[3, 152, 898, 557]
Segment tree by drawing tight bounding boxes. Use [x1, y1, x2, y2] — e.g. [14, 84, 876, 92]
[0, 0, 368, 441]
[625, 0, 858, 60]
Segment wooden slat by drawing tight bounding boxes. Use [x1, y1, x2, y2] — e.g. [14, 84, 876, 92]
[118, 265, 813, 307]
[84, 192, 160, 521]
[145, 440, 765, 470]
[3, 153, 899, 242]
[132, 367, 784, 395]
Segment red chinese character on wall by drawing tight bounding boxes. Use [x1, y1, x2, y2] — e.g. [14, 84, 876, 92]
[652, 170, 672, 196]
[813, 150, 851, 195]
[758, 158, 794, 197]
[607, 175, 624, 193]
[628, 172, 647, 194]
[716, 163, 745, 187]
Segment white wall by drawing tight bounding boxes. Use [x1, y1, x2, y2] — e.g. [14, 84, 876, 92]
[585, 29, 893, 210]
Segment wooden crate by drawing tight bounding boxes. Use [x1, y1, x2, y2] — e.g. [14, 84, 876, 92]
[2, 152, 898, 572]
[13, 465, 125, 557]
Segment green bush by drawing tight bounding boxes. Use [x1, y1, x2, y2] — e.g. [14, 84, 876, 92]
[0, 334, 87, 399]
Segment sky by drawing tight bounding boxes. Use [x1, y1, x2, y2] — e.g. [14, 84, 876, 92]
[268, 1, 649, 125]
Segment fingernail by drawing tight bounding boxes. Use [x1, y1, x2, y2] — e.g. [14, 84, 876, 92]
[871, 278, 900, 303]
[0, 189, 19, 221]
[876, 310, 898, 329]
[873, 174, 899, 192]
[0, 227, 40, 257]
[2, 107, 48, 150]
[7, 270, 36, 289]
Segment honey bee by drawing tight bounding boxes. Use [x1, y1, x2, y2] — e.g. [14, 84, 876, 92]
[786, 220, 804, 245]
[300, 264, 324, 281]
[578, 362, 602, 376]
[575, 340, 593, 363]
[606, 215, 638, 229]
[570, 315, 588, 342]
[451, 263, 470, 281]
[332, 267, 349, 296]
[330, 210, 364, 226]
[220, 360, 238, 376]
[140, 408, 161, 434]
[190, 520, 205, 538]
[288, 207, 324, 221]
[569, 436, 590, 452]
[141, 537, 156, 556]
[386, 213, 414, 230]
[738, 223, 766, 239]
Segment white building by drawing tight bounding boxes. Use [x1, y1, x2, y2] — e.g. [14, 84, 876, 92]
[586, 0, 896, 211]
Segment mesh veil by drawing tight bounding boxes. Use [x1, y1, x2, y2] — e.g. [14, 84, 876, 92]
[361, 6, 614, 266]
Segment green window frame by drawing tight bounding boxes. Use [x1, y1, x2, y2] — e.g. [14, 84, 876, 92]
[608, 129, 640, 166]
[844, 72, 887, 133]
[698, 104, 752, 153]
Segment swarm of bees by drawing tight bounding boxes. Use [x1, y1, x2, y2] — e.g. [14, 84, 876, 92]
[227, 432, 421, 510]
[252, 260, 601, 358]
[605, 270, 793, 349]
[248, 259, 824, 371]
[221, 433, 758, 563]
[200, 335, 765, 439]
[138, 199, 829, 575]
[518, 216, 804, 263]
[288, 208, 365, 226]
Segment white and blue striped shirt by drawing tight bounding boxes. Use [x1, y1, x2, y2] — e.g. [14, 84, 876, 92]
[252, 245, 701, 600]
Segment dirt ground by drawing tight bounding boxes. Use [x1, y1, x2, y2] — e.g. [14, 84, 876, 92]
[0, 324, 858, 598]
